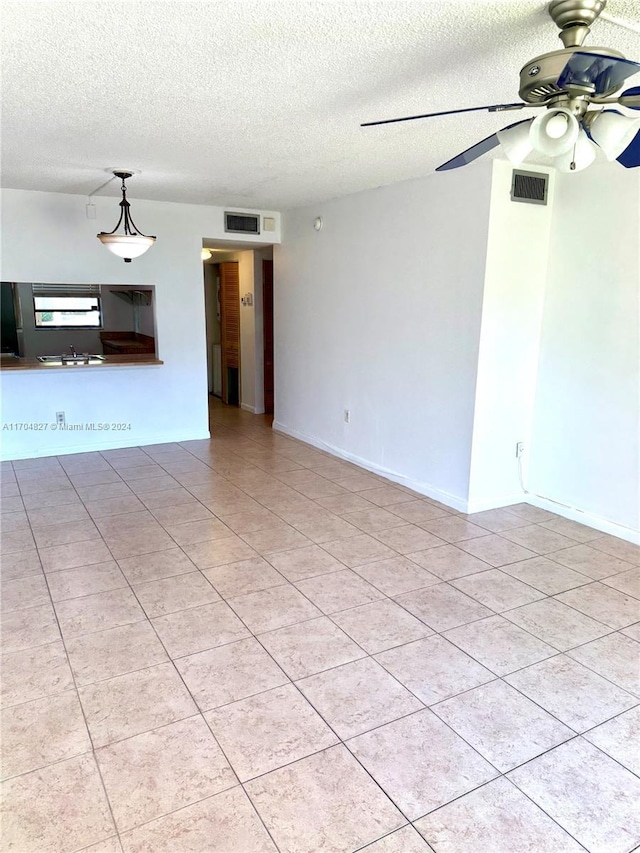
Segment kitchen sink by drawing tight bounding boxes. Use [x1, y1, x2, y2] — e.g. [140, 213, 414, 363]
[37, 355, 106, 365]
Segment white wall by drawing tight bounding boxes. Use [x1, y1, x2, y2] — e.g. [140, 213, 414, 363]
[467, 161, 555, 511]
[0, 189, 280, 459]
[273, 165, 493, 507]
[529, 166, 640, 535]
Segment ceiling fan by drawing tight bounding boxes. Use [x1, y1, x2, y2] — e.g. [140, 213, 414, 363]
[362, 0, 640, 173]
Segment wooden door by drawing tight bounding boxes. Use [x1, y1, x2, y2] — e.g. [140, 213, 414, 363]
[219, 262, 240, 405]
[263, 260, 274, 415]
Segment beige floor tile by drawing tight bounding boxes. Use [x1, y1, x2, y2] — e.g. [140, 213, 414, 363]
[460, 508, 529, 533]
[70, 469, 123, 488]
[602, 566, 640, 599]
[500, 525, 578, 555]
[504, 598, 611, 651]
[0, 511, 28, 533]
[567, 632, 640, 696]
[407, 544, 494, 580]
[175, 637, 288, 711]
[433, 680, 573, 772]
[501, 556, 591, 595]
[1, 602, 61, 653]
[555, 582, 640, 629]
[183, 535, 258, 569]
[138, 486, 197, 508]
[1, 496, 25, 513]
[394, 583, 493, 632]
[321, 533, 397, 567]
[376, 635, 495, 705]
[353, 556, 440, 597]
[1, 690, 91, 779]
[420, 517, 489, 543]
[550, 543, 634, 580]
[622, 621, 640, 641]
[0, 528, 36, 554]
[245, 745, 404, 853]
[297, 657, 423, 739]
[79, 661, 197, 747]
[117, 547, 197, 584]
[358, 485, 413, 505]
[295, 569, 384, 614]
[80, 835, 123, 853]
[508, 738, 640, 853]
[94, 511, 159, 537]
[415, 777, 584, 853]
[340, 507, 407, 534]
[0, 753, 115, 853]
[388, 500, 451, 524]
[590, 534, 640, 565]
[266, 544, 344, 581]
[316, 493, 378, 514]
[96, 715, 236, 831]
[450, 569, 545, 612]
[128, 475, 181, 495]
[203, 556, 286, 598]
[103, 527, 176, 560]
[47, 561, 127, 602]
[1, 573, 50, 612]
[39, 539, 113, 573]
[583, 706, 640, 776]
[361, 825, 432, 852]
[66, 621, 168, 686]
[151, 502, 214, 526]
[292, 515, 362, 544]
[374, 524, 445, 555]
[27, 503, 91, 528]
[165, 518, 232, 546]
[259, 616, 366, 679]
[228, 584, 320, 633]
[120, 787, 278, 853]
[55, 587, 145, 639]
[456, 534, 537, 567]
[75, 482, 134, 502]
[241, 525, 312, 554]
[506, 654, 637, 733]
[347, 709, 497, 819]
[540, 517, 603, 543]
[506, 504, 559, 523]
[332, 599, 432, 654]
[443, 615, 558, 676]
[85, 495, 147, 518]
[152, 600, 249, 658]
[0, 550, 42, 581]
[0, 641, 73, 708]
[218, 507, 282, 534]
[133, 571, 220, 617]
[32, 519, 102, 549]
[206, 683, 338, 781]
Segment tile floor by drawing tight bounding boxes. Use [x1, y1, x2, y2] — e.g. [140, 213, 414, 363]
[1, 398, 640, 852]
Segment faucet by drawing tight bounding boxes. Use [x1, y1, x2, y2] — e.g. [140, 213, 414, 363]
[69, 344, 77, 357]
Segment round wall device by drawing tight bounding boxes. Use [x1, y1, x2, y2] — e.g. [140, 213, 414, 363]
[313, 216, 323, 231]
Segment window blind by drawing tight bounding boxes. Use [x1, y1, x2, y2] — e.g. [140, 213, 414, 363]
[31, 283, 102, 297]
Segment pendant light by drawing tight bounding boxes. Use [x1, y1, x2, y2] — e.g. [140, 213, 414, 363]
[97, 171, 156, 262]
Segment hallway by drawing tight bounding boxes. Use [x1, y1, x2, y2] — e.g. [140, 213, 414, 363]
[2, 403, 640, 852]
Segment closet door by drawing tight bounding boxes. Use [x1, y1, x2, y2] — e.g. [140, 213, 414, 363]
[219, 261, 240, 405]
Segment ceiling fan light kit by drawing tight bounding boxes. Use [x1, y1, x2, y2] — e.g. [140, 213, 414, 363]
[97, 170, 156, 262]
[362, 0, 640, 175]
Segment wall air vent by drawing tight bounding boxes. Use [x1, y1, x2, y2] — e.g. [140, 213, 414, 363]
[511, 170, 549, 206]
[224, 212, 260, 235]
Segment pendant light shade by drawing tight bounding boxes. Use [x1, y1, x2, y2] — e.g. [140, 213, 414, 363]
[497, 119, 534, 165]
[97, 171, 156, 263]
[554, 130, 597, 172]
[588, 109, 640, 161]
[530, 107, 580, 156]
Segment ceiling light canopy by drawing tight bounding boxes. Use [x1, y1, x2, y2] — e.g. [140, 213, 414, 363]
[97, 171, 156, 263]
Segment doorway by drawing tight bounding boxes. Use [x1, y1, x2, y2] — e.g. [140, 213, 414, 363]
[263, 259, 274, 415]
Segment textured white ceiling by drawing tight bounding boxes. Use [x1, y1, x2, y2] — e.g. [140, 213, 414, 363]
[2, 1, 639, 209]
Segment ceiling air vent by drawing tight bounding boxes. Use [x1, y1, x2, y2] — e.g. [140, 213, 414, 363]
[224, 212, 260, 235]
[511, 170, 548, 206]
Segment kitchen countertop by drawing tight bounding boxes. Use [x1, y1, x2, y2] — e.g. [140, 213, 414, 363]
[0, 354, 163, 371]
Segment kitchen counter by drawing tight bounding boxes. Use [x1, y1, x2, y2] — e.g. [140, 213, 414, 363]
[0, 354, 163, 371]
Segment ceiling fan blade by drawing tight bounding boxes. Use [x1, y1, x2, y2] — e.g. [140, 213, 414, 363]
[435, 119, 531, 172]
[617, 86, 640, 110]
[617, 129, 640, 167]
[361, 102, 526, 128]
[557, 52, 640, 96]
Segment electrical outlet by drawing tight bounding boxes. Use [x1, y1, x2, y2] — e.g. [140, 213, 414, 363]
[344, 409, 350, 424]
[56, 411, 66, 426]
[515, 441, 524, 458]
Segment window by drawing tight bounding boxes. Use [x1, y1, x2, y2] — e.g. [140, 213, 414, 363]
[33, 296, 102, 329]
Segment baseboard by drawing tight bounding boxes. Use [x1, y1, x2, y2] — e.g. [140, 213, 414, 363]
[240, 403, 257, 414]
[273, 420, 469, 512]
[524, 492, 640, 545]
[1, 430, 212, 462]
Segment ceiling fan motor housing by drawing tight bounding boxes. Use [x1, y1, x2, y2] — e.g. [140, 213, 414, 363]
[519, 46, 625, 103]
